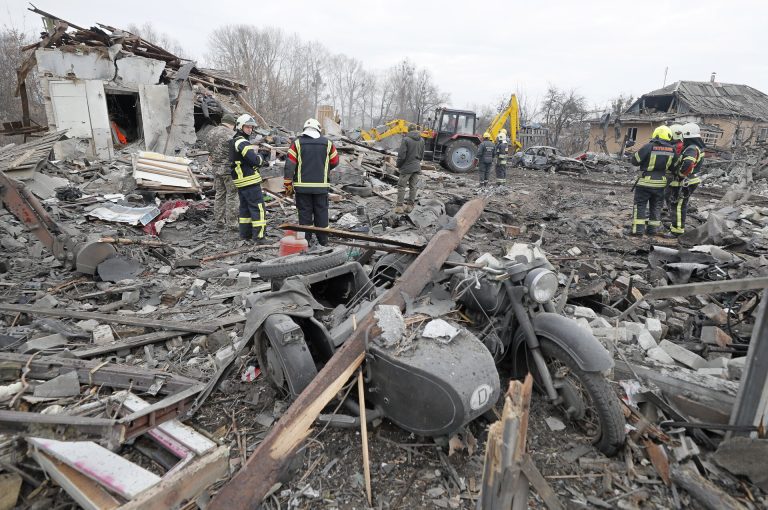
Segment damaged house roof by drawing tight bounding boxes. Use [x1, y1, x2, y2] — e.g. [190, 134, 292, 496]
[626, 80, 768, 121]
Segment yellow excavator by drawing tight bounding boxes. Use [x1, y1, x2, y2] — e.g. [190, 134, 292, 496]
[356, 95, 521, 173]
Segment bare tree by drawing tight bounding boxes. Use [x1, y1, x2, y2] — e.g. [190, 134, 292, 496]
[540, 85, 588, 148]
[126, 22, 189, 58]
[206, 26, 447, 131]
[0, 25, 44, 128]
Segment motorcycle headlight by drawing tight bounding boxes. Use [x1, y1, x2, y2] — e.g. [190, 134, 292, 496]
[524, 268, 558, 303]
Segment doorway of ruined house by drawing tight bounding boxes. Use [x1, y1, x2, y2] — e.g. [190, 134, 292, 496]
[105, 90, 143, 145]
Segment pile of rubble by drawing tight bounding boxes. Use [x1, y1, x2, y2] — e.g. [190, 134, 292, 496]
[1, 114, 768, 509]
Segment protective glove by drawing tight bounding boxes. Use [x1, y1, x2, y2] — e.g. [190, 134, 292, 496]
[283, 179, 294, 196]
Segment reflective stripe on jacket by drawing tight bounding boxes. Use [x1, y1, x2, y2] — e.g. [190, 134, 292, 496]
[632, 139, 675, 188]
[284, 135, 340, 194]
[495, 141, 509, 165]
[679, 144, 704, 185]
[477, 140, 495, 164]
[230, 131, 264, 188]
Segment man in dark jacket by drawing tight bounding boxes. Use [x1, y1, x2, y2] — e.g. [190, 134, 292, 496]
[494, 132, 509, 186]
[475, 131, 495, 187]
[230, 114, 267, 243]
[394, 125, 425, 214]
[629, 125, 675, 236]
[284, 118, 340, 246]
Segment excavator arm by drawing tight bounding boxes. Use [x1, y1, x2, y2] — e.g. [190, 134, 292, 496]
[359, 119, 430, 142]
[486, 94, 522, 152]
[0, 171, 115, 274]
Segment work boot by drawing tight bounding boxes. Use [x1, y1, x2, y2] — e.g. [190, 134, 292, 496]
[663, 231, 681, 239]
[252, 237, 270, 246]
[393, 204, 405, 214]
[404, 203, 414, 213]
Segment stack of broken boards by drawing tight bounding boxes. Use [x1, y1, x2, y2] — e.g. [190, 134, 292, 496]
[28, 392, 228, 510]
[132, 151, 201, 194]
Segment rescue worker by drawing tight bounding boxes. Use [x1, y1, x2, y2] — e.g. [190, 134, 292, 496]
[629, 125, 675, 236]
[207, 113, 239, 229]
[664, 124, 685, 214]
[284, 118, 340, 246]
[475, 131, 495, 187]
[667, 123, 705, 237]
[230, 114, 268, 243]
[394, 124, 425, 214]
[494, 131, 509, 186]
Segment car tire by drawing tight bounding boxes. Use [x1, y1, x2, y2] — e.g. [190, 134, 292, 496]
[257, 247, 348, 280]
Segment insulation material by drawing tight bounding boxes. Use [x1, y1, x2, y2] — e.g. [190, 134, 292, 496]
[132, 151, 201, 193]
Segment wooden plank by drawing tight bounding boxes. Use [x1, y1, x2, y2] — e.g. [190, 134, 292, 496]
[28, 438, 161, 499]
[0, 352, 199, 394]
[614, 360, 736, 417]
[31, 449, 122, 510]
[671, 464, 747, 510]
[0, 304, 217, 333]
[72, 331, 186, 359]
[119, 393, 216, 456]
[520, 455, 564, 510]
[120, 445, 229, 510]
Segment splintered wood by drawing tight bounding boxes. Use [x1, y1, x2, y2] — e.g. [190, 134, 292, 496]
[477, 374, 532, 509]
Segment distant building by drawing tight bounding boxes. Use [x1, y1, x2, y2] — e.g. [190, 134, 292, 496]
[589, 78, 768, 154]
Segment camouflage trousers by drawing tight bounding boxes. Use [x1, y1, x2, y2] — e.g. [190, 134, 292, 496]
[213, 173, 239, 225]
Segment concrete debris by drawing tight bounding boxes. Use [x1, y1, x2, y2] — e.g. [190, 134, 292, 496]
[33, 370, 80, 398]
[714, 437, 768, 491]
[421, 319, 459, 342]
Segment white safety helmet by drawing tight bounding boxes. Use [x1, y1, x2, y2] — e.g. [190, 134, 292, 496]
[236, 114, 257, 131]
[303, 118, 322, 134]
[669, 124, 684, 141]
[682, 122, 701, 139]
[496, 132, 507, 142]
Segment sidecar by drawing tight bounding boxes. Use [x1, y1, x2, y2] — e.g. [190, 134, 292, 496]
[244, 258, 500, 437]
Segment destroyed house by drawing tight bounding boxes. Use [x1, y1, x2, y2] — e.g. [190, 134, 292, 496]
[16, 8, 253, 160]
[590, 79, 768, 154]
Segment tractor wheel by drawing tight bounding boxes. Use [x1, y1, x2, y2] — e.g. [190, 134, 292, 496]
[443, 139, 477, 173]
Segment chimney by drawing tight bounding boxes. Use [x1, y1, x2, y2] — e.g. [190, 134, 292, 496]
[710, 72, 717, 83]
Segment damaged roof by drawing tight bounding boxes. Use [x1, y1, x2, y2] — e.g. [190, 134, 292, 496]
[627, 80, 768, 121]
[19, 6, 247, 96]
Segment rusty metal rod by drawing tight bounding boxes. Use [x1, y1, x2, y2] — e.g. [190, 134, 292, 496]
[209, 197, 487, 509]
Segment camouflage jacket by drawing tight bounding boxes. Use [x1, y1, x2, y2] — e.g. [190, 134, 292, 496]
[206, 125, 235, 175]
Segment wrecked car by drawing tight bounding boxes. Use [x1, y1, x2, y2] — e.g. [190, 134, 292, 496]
[517, 145, 586, 172]
[245, 243, 626, 455]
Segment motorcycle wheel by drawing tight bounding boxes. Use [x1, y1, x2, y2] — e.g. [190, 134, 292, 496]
[537, 339, 625, 456]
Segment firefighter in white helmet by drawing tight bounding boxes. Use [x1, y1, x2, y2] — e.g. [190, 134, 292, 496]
[667, 123, 705, 237]
[283, 118, 340, 246]
[664, 123, 686, 214]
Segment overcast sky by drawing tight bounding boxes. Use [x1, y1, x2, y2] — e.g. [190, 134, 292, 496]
[4, 0, 767, 112]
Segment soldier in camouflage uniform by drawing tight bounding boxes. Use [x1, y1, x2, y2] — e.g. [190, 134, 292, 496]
[206, 114, 239, 227]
